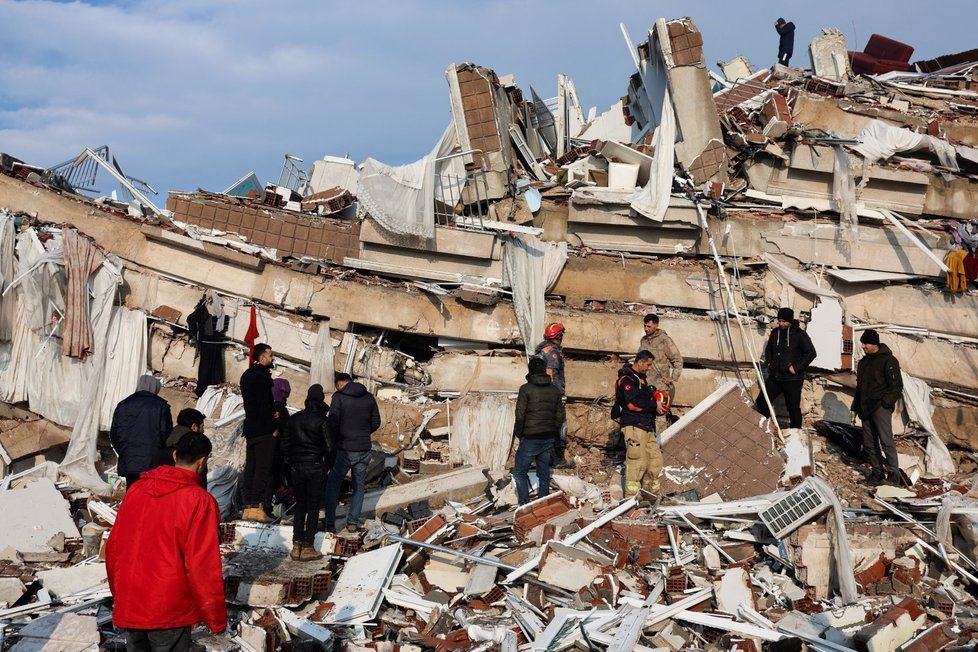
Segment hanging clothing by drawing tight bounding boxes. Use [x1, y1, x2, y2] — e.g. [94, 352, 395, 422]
[244, 304, 259, 364]
[61, 229, 105, 359]
[963, 253, 978, 282]
[187, 294, 227, 397]
[946, 249, 969, 293]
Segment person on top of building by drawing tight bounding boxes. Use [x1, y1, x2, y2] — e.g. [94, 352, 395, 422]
[852, 329, 904, 486]
[756, 307, 817, 429]
[775, 17, 795, 66]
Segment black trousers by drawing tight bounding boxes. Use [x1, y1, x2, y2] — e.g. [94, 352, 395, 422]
[242, 435, 277, 506]
[757, 376, 804, 428]
[862, 406, 899, 474]
[124, 474, 141, 487]
[291, 463, 326, 546]
[778, 51, 791, 66]
[123, 626, 191, 652]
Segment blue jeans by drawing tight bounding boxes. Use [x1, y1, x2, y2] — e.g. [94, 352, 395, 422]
[513, 436, 553, 505]
[324, 450, 371, 527]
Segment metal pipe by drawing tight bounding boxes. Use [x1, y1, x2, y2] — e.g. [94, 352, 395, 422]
[382, 532, 518, 571]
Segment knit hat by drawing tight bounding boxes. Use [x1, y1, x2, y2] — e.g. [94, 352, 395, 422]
[272, 378, 291, 404]
[306, 384, 325, 402]
[860, 329, 881, 345]
[528, 357, 547, 376]
[777, 307, 794, 321]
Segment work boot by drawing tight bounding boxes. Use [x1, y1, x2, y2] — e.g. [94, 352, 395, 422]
[323, 522, 337, 534]
[299, 546, 324, 562]
[884, 471, 903, 486]
[242, 506, 275, 524]
[345, 523, 361, 534]
[289, 544, 302, 561]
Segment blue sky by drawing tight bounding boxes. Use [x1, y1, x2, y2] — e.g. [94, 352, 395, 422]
[1, 0, 976, 200]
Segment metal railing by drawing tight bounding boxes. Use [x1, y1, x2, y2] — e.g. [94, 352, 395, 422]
[433, 149, 490, 229]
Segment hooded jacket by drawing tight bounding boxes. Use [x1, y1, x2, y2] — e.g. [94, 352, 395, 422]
[613, 364, 658, 432]
[534, 339, 565, 395]
[282, 400, 334, 467]
[764, 321, 817, 381]
[514, 373, 565, 439]
[776, 21, 795, 57]
[639, 329, 684, 387]
[327, 382, 381, 452]
[853, 344, 904, 417]
[240, 363, 276, 439]
[109, 391, 173, 476]
[106, 465, 226, 634]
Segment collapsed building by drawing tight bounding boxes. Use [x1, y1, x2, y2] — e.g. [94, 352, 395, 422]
[0, 15, 977, 652]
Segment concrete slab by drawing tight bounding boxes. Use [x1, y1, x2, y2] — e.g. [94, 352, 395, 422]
[333, 466, 489, 522]
[36, 563, 107, 598]
[314, 543, 402, 624]
[0, 478, 80, 553]
[0, 577, 25, 608]
[9, 613, 99, 652]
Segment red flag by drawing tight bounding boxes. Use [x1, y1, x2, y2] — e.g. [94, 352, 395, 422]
[244, 304, 259, 364]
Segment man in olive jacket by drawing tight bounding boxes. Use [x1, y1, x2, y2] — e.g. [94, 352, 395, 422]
[852, 329, 904, 485]
[512, 357, 565, 505]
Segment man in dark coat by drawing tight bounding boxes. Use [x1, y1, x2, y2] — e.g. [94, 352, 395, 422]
[511, 357, 566, 505]
[239, 343, 277, 523]
[614, 351, 667, 497]
[775, 18, 795, 65]
[756, 307, 817, 429]
[282, 384, 333, 561]
[852, 329, 904, 485]
[534, 322, 572, 468]
[152, 408, 206, 469]
[110, 375, 173, 487]
[324, 373, 381, 532]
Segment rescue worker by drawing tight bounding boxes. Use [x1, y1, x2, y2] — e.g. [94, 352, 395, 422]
[639, 314, 683, 428]
[613, 351, 668, 497]
[852, 329, 904, 485]
[756, 307, 817, 429]
[534, 323, 572, 468]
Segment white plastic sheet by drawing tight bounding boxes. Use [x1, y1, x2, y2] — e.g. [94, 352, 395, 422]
[833, 146, 859, 242]
[309, 321, 335, 389]
[853, 119, 959, 171]
[630, 85, 677, 222]
[451, 393, 515, 472]
[357, 123, 462, 241]
[0, 211, 16, 342]
[502, 234, 567, 356]
[901, 373, 955, 477]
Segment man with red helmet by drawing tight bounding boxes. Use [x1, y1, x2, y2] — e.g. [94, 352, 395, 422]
[613, 350, 668, 497]
[534, 323, 571, 468]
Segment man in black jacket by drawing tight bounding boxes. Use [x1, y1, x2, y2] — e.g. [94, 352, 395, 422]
[282, 384, 332, 561]
[324, 373, 381, 532]
[110, 375, 173, 487]
[775, 18, 795, 66]
[852, 330, 904, 485]
[511, 357, 565, 505]
[756, 307, 817, 429]
[152, 408, 206, 469]
[615, 351, 667, 497]
[239, 343, 278, 523]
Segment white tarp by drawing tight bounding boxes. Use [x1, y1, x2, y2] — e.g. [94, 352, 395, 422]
[502, 234, 567, 357]
[451, 393, 515, 472]
[833, 146, 859, 241]
[196, 388, 246, 518]
[0, 211, 16, 342]
[852, 119, 959, 171]
[901, 373, 955, 477]
[630, 85, 677, 222]
[357, 123, 463, 241]
[309, 321, 335, 389]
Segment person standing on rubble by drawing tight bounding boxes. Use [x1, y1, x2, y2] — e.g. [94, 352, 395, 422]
[756, 307, 817, 429]
[534, 323, 572, 469]
[107, 432, 227, 649]
[774, 17, 795, 66]
[282, 384, 333, 561]
[614, 351, 668, 498]
[512, 357, 566, 505]
[239, 343, 278, 523]
[639, 314, 683, 428]
[266, 378, 292, 519]
[110, 374, 173, 487]
[852, 329, 904, 485]
[324, 372, 381, 533]
[152, 408, 206, 470]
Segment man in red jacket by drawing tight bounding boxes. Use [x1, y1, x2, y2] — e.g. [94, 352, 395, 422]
[106, 432, 227, 651]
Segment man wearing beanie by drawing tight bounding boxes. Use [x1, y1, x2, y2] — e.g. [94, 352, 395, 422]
[511, 356, 565, 505]
[852, 329, 904, 485]
[281, 384, 332, 560]
[756, 307, 817, 428]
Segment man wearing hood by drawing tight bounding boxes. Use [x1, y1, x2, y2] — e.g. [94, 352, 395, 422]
[614, 351, 668, 497]
[324, 373, 381, 533]
[282, 384, 333, 561]
[512, 357, 565, 505]
[107, 432, 226, 649]
[852, 329, 904, 485]
[110, 374, 173, 487]
[756, 307, 817, 429]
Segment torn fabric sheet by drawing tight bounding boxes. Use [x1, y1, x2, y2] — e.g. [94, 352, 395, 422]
[901, 373, 955, 477]
[502, 234, 567, 356]
[309, 321, 335, 389]
[357, 123, 462, 241]
[761, 254, 844, 302]
[0, 211, 15, 342]
[810, 476, 859, 604]
[630, 86, 677, 222]
[852, 119, 960, 172]
[450, 393, 515, 472]
[833, 146, 859, 241]
[62, 229, 106, 359]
